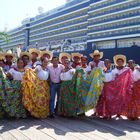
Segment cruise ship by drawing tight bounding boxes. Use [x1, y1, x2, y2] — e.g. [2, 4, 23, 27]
[0, 0, 140, 63]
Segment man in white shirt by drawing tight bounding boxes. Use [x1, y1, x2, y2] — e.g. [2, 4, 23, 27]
[88, 50, 105, 70]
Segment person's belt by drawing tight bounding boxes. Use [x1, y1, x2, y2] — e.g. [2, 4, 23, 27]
[51, 82, 60, 84]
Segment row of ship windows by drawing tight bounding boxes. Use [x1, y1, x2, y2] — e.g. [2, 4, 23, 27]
[89, 19, 140, 33]
[89, 27, 140, 40]
[30, 17, 87, 35]
[0, 35, 24, 46]
[1, 39, 24, 48]
[89, 9, 140, 25]
[90, 0, 124, 11]
[90, 0, 140, 18]
[95, 38, 140, 49]
[30, 25, 87, 40]
[31, 10, 87, 31]
[30, 31, 87, 42]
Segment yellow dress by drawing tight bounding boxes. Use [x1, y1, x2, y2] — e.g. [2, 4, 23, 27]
[22, 69, 50, 118]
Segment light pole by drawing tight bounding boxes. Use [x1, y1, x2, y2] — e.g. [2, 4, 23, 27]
[35, 42, 38, 48]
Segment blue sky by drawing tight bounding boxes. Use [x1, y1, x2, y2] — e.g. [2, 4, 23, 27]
[0, 0, 66, 31]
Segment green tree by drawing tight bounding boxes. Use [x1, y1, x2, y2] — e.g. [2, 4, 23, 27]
[0, 31, 10, 43]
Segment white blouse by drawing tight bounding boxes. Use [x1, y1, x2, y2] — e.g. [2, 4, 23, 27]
[133, 67, 140, 82]
[60, 69, 75, 81]
[88, 60, 105, 70]
[8, 68, 24, 81]
[35, 65, 49, 80]
[112, 67, 129, 80]
[81, 66, 91, 79]
[104, 72, 113, 82]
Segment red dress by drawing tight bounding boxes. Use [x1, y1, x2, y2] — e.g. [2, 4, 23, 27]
[96, 69, 133, 117]
[123, 79, 140, 119]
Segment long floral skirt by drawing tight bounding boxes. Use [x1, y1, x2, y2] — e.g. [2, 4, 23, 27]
[22, 69, 50, 118]
[0, 67, 27, 118]
[58, 81, 78, 117]
[58, 69, 84, 117]
[79, 68, 104, 113]
[123, 80, 140, 119]
[96, 69, 133, 117]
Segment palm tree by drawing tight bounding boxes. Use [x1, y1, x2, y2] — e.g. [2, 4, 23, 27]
[0, 31, 9, 42]
[0, 31, 10, 51]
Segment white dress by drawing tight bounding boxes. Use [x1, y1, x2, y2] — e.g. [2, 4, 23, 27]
[112, 67, 129, 81]
[8, 68, 24, 81]
[35, 65, 49, 80]
[60, 69, 75, 81]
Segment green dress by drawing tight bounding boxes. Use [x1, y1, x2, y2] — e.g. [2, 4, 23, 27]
[79, 67, 104, 113]
[58, 69, 84, 117]
[0, 67, 27, 118]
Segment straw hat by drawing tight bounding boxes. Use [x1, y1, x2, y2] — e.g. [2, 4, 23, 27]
[113, 54, 126, 66]
[29, 48, 40, 56]
[89, 50, 103, 59]
[40, 50, 53, 60]
[59, 52, 71, 63]
[71, 53, 83, 61]
[4, 50, 15, 58]
[0, 52, 4, 60]
[20, 52, 31, 59]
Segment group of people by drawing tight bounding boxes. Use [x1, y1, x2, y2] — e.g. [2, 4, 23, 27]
[0, 48, 140, 121]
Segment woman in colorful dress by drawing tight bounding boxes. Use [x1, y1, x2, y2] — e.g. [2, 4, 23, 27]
[100, 55, 133, 119]
[96, 59, 113, 119]
[0, 58, 27, 118]
[22, 57, 50, 118]
[124, 62, 140, 120]
[58, 59, 78, 117]
[80, 55, 91, 80]
[78, 52, 104, 113]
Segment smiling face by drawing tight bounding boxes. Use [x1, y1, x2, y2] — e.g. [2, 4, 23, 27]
[64, 59, 70, 68]
[104, 59, 111, 69]
[22, 55, 30, 65]
[61, 56, 68, 64]
[52, 57, 59, 67]
[128, 60, 135, 69]
[5, 55, 13, 62]
[31, 52, 38, 60]
[73, 56, 80, 63]
[42, 58, 48, 67]
[116, 59, 124, 67]
[81, 56, 87, 65]
[93, 55, 100, 61]
[17, 59, 24, 69]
